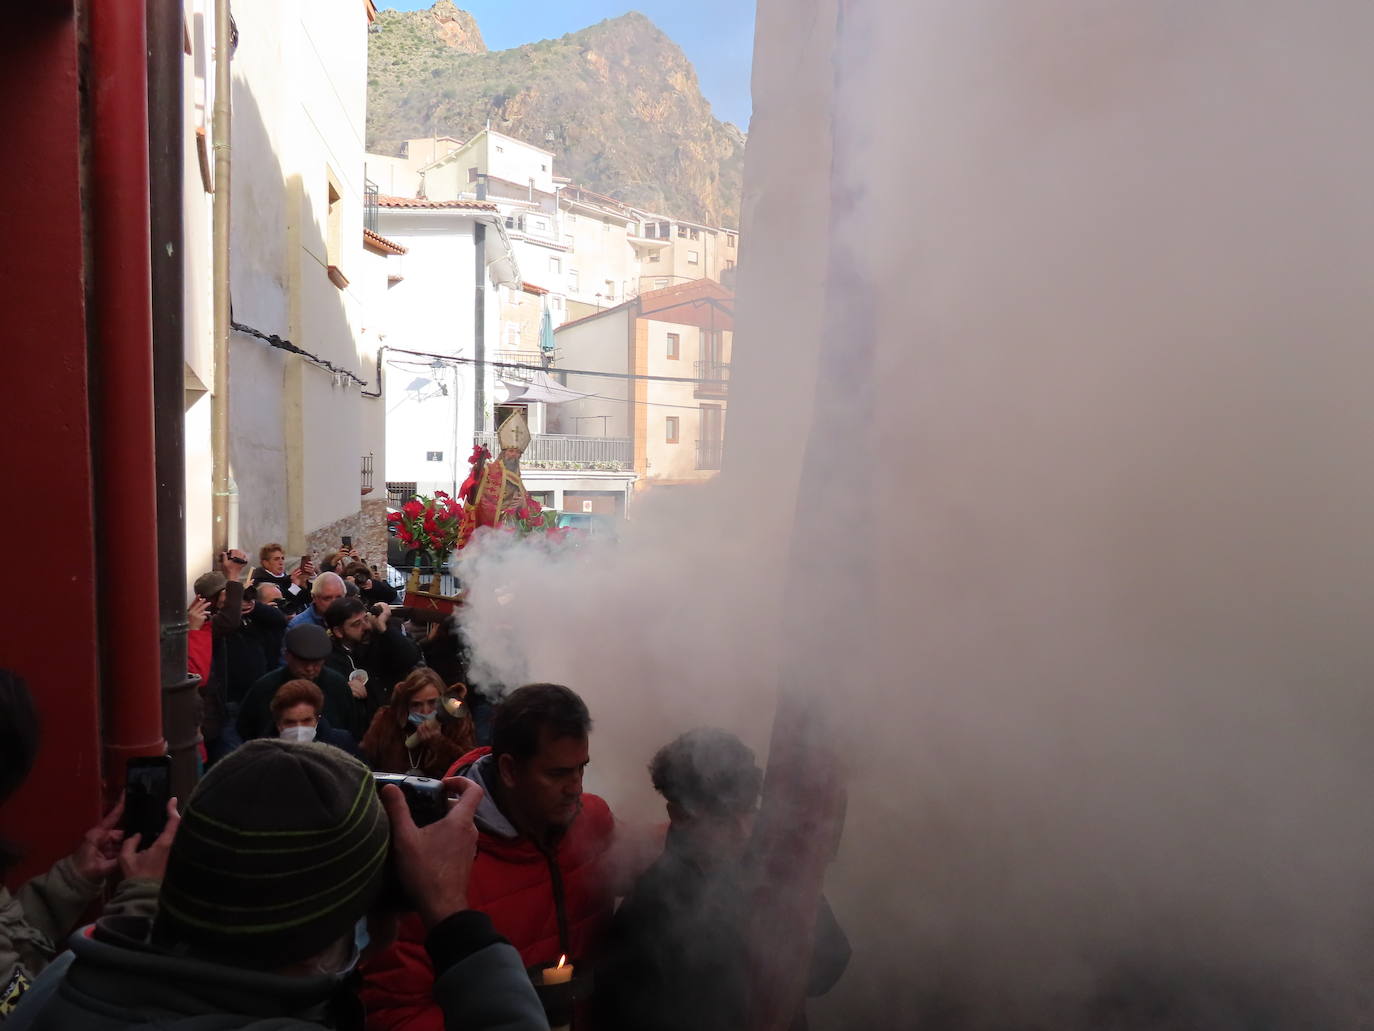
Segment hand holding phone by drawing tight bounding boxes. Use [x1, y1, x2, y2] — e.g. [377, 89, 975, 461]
[122, 756, 173, 853]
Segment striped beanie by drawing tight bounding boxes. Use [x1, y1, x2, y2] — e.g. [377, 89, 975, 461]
[154, 738, 389, 968]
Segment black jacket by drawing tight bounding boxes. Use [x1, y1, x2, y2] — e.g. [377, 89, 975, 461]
[222, 602, 288, 706]
[8, 912, 546, 1031]
[236, 667, 365, 744]
[251, 567, 311, 615]
[592, 830, 850, 1031]
[323, 624, 421, 716]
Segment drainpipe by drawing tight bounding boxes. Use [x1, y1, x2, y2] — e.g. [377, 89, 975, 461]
[147, 0, 200, 802]
[210, 0, 232, 555]
[87, 0, 167, 792]
[474, 222, 487, 431]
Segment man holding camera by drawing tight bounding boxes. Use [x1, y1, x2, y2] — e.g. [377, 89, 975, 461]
[324, 598, 421, 716]
[361, 683, 618, 1031]
[189, 550, 255, 762]
[8, 740, 546, 1030]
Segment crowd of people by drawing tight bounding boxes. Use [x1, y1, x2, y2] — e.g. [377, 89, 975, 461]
[0, 543, 849, 1030]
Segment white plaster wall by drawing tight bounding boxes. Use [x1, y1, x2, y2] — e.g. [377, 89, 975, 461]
[378, 211, 482, 495]
[224, 0, 375, 549]
[552, 310, 632, 439]
[562, 208, 636, 308]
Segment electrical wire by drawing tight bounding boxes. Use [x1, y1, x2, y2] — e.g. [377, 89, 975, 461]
[382, 357, 722, 412]
[384, 346, 728, 386]
[230, 316, 370, 388]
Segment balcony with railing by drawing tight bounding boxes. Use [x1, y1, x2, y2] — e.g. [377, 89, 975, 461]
[363, 178, 379, 233]
[492, 350, 549, 383]
[696, 439, 724, 471]
[361, 452, 374, 495]
[694, 359, 730, 399]
[474, 431, 633, 471]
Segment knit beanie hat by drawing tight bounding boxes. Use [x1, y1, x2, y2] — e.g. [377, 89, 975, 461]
[154, 738, 389, 968]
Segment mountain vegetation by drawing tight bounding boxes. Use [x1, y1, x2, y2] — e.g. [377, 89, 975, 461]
[368, 2, 746, 226]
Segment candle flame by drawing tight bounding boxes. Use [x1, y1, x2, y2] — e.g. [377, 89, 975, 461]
[557, 955, 566, 969]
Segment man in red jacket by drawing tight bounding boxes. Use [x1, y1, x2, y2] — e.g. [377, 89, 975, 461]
[361, 683, 617, 1031]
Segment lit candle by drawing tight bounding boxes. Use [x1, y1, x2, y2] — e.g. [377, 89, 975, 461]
[541, 954, 573, 985]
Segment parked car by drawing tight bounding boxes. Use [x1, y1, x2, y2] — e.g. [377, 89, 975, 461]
[555, 512, 619, 539]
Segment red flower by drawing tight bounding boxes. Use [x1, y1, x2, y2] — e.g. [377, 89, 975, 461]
[423, 516, 437, 534]
[398, 529, 415, 545]
[386, 511, 402, 523]
[402, 500, 423, 519]
[435, 490, 449, 499]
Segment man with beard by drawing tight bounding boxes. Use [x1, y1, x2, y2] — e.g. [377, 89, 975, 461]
[322, 598, 420, 717]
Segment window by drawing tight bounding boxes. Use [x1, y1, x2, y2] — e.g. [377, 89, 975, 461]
[690, 228, 701, 241]
[687, 250, 700, 265]
[551, 295, 563, 311]
[647, 253, 661, 263]
[541, 163, 548, 172]
[677, 225, 689, 239]
[505, 322, 520, 348]
[569, 269, 580, 290]
[426, 451, 444, 462]
[665, 417, 679, 443]
[604, 280, 615, 302]
[725, 259, 736, 270]
[563, 234, 574, 247]
[549, 256, 562, 274]
[727, 233, 738, 248]
[505, 214, 527, 232]
[468, 167, 479, 183]
[666, 332, 680, 359]
[534, 219, 548, 231]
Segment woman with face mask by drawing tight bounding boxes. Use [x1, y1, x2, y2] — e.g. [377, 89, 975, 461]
[360, 668, 474, 779]
[268, 680, 360, 756]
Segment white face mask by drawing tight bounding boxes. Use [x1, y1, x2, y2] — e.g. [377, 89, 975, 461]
[280, 725, 317, 744]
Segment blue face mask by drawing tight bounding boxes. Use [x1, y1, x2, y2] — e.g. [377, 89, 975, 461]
[407, 711, 437, 726]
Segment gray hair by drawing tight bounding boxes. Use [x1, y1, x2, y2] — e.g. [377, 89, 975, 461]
[314, 571, 345, 593]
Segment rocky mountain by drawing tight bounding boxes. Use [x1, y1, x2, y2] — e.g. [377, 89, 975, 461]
[367, 4, 746, 227]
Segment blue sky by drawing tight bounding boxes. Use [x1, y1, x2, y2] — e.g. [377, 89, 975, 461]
[382, 1, 756, 127]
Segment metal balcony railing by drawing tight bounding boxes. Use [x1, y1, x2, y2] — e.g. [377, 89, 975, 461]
[363, 178, 379, 233]
[474, 432, 633, 470]
[491, 350, 548, 383]
[694, 359, 730, 398]
[696, 439, 724, 471]
[361, 452, 374, 494]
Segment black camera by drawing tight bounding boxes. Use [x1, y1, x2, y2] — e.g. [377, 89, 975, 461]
[373, 773, 448, 827]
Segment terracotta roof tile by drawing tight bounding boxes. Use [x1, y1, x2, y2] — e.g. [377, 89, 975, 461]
[362, 227, 408, 255]
[377, 195, 498, 211]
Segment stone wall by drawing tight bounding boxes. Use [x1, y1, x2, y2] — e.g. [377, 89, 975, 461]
[306, 498, 389, 574]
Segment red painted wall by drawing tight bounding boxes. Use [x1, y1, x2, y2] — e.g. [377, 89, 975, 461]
[0, 5, 107, 885]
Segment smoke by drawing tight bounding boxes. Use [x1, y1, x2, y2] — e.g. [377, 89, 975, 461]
[452, 490, 783, 824]
[453, 1, 1374, 1026]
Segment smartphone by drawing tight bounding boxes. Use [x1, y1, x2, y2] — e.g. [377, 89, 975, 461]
[300, 555, 312, 573]
[341, 535, 353, 549]
[122, 756, 172, 850]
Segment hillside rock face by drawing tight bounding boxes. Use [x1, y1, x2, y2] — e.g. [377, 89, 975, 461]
[368, 6, 745, 226]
